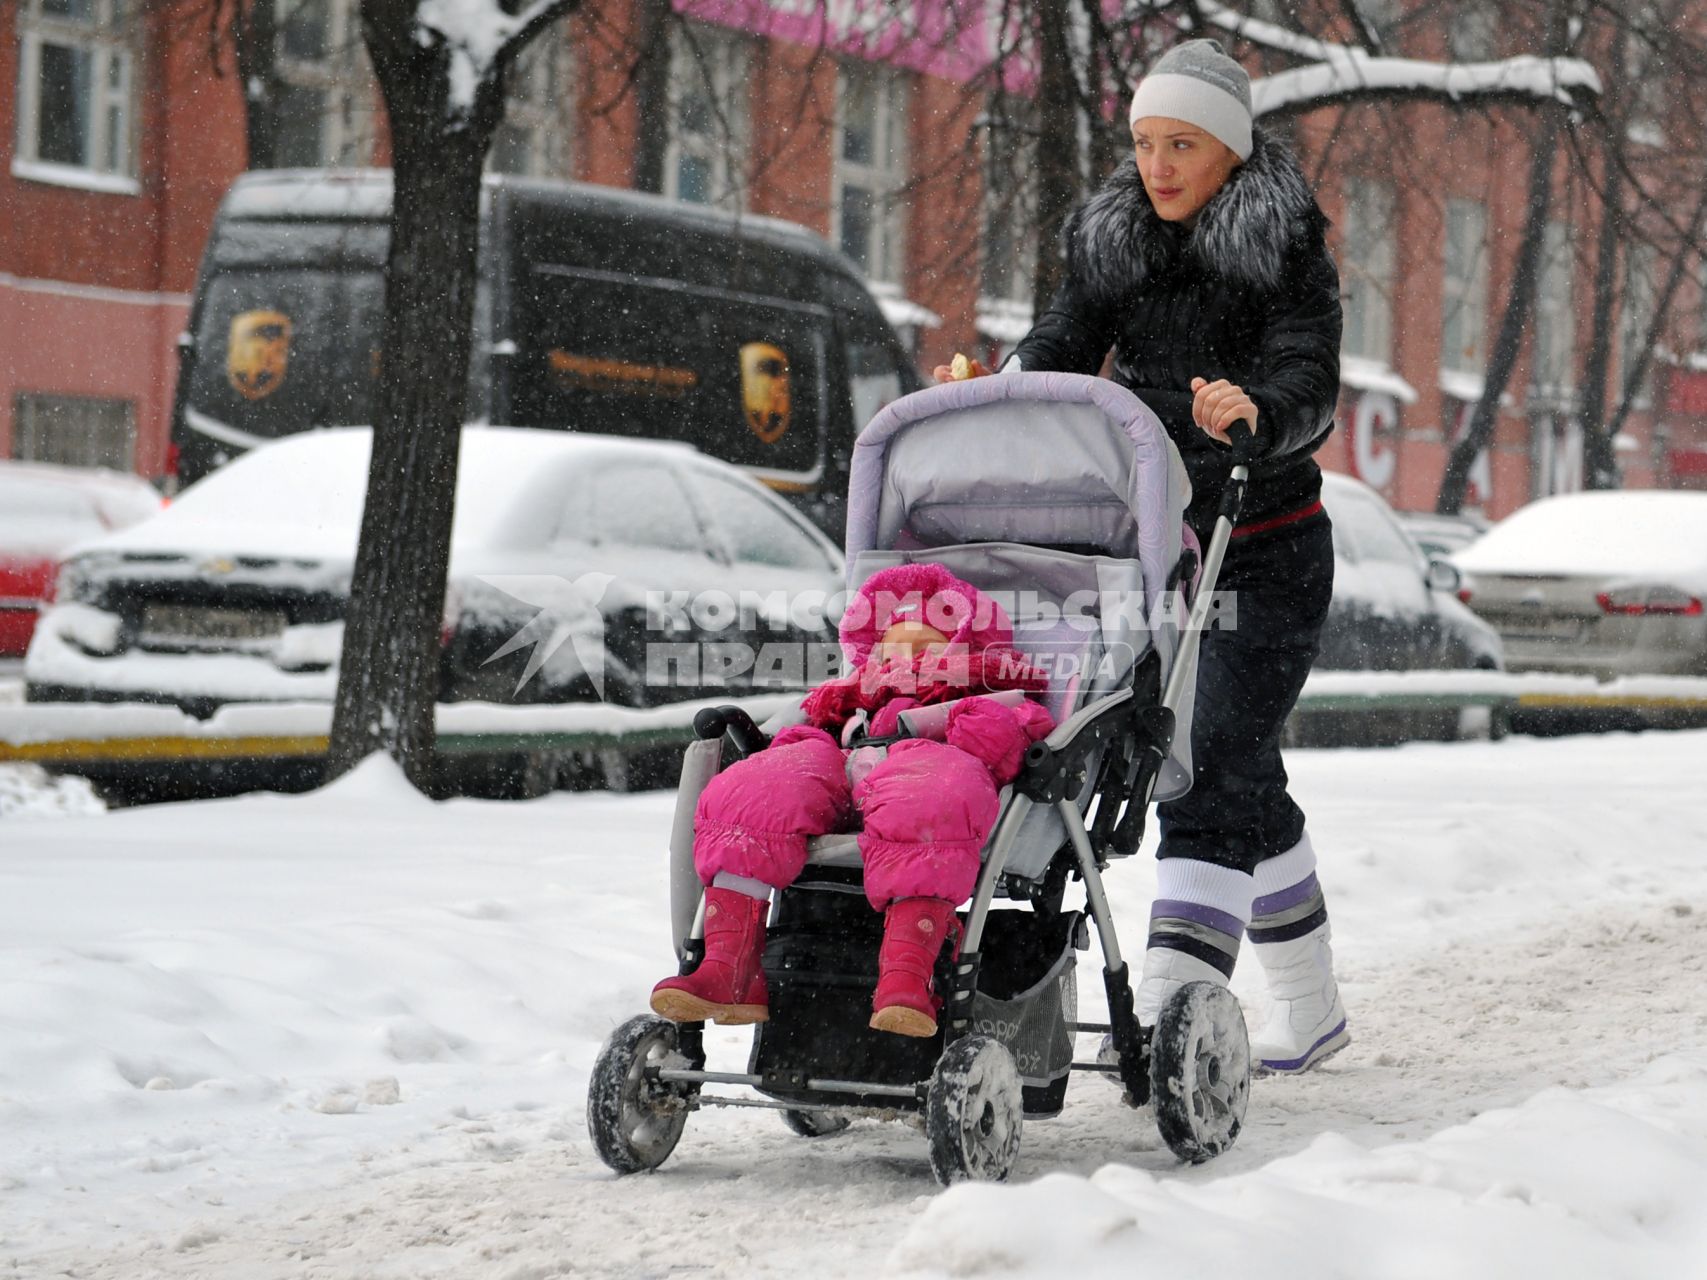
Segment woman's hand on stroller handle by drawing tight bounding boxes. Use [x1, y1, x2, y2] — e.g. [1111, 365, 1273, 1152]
[1191, 377, 1262, 463]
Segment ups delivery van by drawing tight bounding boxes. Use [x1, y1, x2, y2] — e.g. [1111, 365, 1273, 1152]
[170, 169, 923, 537]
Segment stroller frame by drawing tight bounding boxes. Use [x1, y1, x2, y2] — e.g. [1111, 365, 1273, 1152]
[588, 375, 1258, 1183]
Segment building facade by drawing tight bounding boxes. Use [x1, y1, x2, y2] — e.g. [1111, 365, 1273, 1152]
[4, 0, 1706, 520]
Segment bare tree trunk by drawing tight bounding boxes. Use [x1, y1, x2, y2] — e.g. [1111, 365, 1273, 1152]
[1437, 107, 1563, 514]
[328, 0, 508, 786]
[1030, 0, 1079, 310]
[1577, 156, 1624, 490]
[630, 0, 672, 194]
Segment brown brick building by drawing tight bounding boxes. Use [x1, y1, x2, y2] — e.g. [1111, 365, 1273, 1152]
[4, 0, 1705, 519]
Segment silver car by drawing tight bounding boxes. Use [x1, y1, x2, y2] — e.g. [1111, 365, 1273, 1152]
[1453, 490, 1707, 678]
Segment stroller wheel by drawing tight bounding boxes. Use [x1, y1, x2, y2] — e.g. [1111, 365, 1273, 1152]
[1149, 982, 1250, 1164]
[587, 1014, 694, 1174]
[925, 1034, 1024, 1186]
[781, 1109, 852, 1138]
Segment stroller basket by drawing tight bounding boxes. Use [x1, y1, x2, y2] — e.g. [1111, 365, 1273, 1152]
[751, 881, 1082, 1116]
[969, 910, 1081, 1114]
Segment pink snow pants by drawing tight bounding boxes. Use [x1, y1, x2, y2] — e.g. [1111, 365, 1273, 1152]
[692, 725, 1000, 910]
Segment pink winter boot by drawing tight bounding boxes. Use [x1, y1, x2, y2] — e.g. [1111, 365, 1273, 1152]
[869, 897, 961, 1038]
[650, 887, 770, 1026]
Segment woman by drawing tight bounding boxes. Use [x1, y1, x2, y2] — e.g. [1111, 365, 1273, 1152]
[944, 39, 1347, 1073]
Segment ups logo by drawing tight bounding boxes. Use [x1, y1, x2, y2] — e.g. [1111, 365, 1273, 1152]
[228, 310, 292, 400]
[740, 342, 791, 443]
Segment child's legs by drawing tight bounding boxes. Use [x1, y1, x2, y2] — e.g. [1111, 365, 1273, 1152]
[693, 727, 851, 892]
[856, 739, 997, 910]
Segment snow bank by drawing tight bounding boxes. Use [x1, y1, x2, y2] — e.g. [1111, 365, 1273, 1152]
[893, 1052, 1707, 1279]
[4, 731, 1707, 1273]
[0, 763, 104, 818]
[0, 690, 803, 747]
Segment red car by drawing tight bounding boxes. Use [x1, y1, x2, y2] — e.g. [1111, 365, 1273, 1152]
[0, 461, 162, 659]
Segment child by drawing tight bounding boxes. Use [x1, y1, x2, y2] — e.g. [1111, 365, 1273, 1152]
[651, 563, 1054, 1038]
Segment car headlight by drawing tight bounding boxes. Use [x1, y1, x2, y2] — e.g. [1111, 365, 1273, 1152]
[52, 558, 95, 605]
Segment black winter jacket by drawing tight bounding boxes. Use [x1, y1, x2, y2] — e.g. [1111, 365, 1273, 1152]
[1013, 128, 1342, 538]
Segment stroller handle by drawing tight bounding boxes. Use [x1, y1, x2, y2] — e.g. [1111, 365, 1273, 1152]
[1223, 419, 1262, 466]
[694, 705, 771, 758]
[1160, 454, 1250, 715]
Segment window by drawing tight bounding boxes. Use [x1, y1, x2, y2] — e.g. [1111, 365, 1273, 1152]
[846, 337, 907, 433]
[489, 36, 573, 178]
[1341, 178, 1395, 364]
[274, 0, 375, 167]
[587, 466, 704, 553]
[1623, 7, 1666, 148]
[690, 471, 833, 571]
[663, 24, 748, 210]
[1358, 0, 1401, 47]
[1618, 241, 1658, 399]
[1333, 490, 1418, 567]
[1697, 261, 1707, 355]
[516, 265, 832, 478]
[834, 63, 909, 284]
[13, 0, 136, 186]
[980, 95, 1037, 305]
[1530, 411, 1582, 497]
[1441, 199, 1487, 374]
[1531, 221, 1574, 395]
[12, 394, 135, 469]
[1447, 1, 1497, 61]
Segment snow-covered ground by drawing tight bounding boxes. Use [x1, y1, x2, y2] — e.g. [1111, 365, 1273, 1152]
[3, 731, 1707, 1278]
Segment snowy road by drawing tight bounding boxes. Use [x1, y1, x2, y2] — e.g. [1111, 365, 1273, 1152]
[4, 733, 1707, 1277]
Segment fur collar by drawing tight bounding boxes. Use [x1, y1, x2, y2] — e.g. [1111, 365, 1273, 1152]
[1065, 127, 1324, 301]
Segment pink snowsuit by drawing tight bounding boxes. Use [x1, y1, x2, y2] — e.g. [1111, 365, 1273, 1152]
[692, 564, 1055, 910]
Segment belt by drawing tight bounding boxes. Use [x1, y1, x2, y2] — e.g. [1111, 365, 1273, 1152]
[1230, 498, 1324, 540]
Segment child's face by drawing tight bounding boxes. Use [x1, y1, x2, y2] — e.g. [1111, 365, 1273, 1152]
[874, 619, 950, 662]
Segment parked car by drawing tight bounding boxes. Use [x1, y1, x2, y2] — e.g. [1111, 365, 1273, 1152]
[1397, 509, 1489, 561]
[1452, 490, 1707, 679]
[1318, 472, 1503, 673]
[1294, 473, 1505, 745]
[170, 170, 923, 538]
[26, 428, 843, 737]
[0, 461, 162, 661]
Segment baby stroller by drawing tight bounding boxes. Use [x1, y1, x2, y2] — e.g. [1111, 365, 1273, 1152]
[588, 371, 1257, 1184]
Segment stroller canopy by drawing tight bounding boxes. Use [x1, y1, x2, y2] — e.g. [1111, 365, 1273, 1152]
[844, 371, 1191, 611]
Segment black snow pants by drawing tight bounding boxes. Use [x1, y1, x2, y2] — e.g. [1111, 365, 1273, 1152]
[1157, 511, 1335, 875]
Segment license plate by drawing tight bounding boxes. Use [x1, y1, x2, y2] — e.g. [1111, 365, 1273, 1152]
[1496, 615, 1582, 642]
[140, 604, 287, 647]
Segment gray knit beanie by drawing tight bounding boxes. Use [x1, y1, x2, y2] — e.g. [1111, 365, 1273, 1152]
[1128, 38, 1253, 161]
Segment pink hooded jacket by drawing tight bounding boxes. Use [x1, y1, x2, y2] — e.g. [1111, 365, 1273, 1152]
[693, 564, 1055, 908]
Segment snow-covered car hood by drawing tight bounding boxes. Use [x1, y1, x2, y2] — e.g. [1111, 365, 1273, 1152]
[0, 461, 163, 560]
[1454, 491, 1707, 590]
[63, 426, 701, 567]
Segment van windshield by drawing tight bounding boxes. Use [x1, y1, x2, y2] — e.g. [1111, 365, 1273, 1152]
[183, 220, 386, 441]
[512, 265, 829, 479]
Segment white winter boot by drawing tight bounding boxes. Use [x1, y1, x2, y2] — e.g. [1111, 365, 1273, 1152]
[1100, 860, 1253, 1077]
[1134, 943, 1233, 1026]
[1135, 858, 1254, 1025]
[1247, 834, 1349, 1074]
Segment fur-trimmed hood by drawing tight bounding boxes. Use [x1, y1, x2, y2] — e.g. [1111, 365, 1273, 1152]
[1064, 127, 1324, 302]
